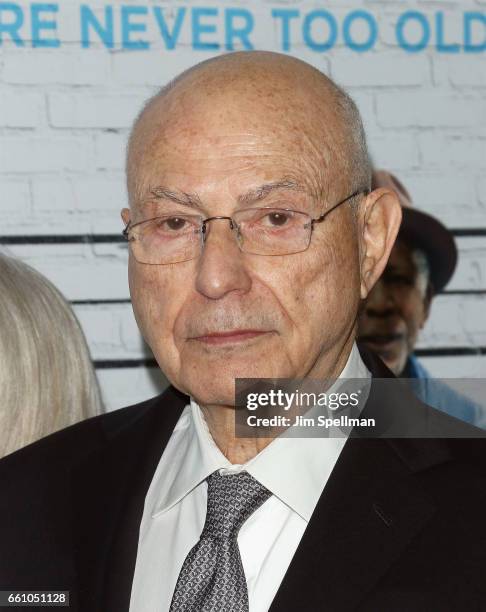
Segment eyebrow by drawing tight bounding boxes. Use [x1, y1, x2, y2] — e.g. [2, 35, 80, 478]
[237, 180, 304, 206]
[148, 187, 203, 209]
[146, 179, 304, 211]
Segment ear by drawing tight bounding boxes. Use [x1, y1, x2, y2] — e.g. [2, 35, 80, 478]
[358, 188, 402, 300]
[121, 208, 131, 226]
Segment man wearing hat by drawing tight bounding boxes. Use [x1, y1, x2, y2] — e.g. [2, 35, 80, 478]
[358, 169, 483, 427]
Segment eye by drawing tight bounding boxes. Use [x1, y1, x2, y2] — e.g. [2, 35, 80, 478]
[164, 217, 187, 231]
[152, 216, 196, 234]
[252, 209, 296, 229]
[266, 211, 291, 226]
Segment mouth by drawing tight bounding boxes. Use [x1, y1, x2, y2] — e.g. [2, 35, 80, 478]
[360, 333, 404, 351]
[191, 329, 271, 346]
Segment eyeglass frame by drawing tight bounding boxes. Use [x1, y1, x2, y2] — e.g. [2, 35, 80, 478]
[122, 188, 369, 264]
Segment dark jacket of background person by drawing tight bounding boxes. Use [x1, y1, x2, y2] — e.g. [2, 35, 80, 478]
[0, 350, 485, 612]
[0, 253, 103, 458]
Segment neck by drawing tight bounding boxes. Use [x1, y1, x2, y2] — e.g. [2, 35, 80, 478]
[200, 337, 355, 464]
[200, 405, 270, 464]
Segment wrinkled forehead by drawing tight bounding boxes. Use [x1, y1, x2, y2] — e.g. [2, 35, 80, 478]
[137, 135, 329, 207]
[127, 84, 347, 209]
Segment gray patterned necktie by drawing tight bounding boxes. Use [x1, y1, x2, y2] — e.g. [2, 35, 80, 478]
[169, 470, 271, 612]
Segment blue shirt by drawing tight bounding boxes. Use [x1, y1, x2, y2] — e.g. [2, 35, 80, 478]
[406, 354, 485, 429]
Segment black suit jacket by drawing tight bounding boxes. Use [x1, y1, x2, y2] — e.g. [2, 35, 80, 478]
[1, 352, 486, 611]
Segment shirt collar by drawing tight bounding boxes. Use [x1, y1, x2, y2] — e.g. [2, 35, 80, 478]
[243, 342, 370, 520]
[151, 401, 232, 517]
[152, 342, 370, 521]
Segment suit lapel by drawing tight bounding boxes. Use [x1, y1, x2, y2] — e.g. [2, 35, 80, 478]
[70, 387, 187, 612]
[269, 352, 453, 612]
[269, 436, 442, 612]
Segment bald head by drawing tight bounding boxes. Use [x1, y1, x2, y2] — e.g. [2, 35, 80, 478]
[126, 51, 370, 207]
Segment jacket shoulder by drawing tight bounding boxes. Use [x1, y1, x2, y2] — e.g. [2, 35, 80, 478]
[0, 388, 184, 474]
[0, 386, 188, 590]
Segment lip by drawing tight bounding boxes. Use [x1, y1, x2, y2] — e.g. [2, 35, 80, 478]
[191, 329, 270, 345]
[360, 333, 404, 349]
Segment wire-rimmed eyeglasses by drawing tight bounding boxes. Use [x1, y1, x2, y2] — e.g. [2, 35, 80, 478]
[122, 189, 368, 265]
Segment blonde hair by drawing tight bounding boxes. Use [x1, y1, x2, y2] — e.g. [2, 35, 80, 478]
[0, 253, 103, 458]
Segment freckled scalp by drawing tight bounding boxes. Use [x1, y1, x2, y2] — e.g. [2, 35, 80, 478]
[126, 51, 371, 208]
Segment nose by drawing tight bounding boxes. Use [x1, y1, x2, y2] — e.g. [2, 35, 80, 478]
[364, 278, 396, 318]
[195, 218, 252, 300]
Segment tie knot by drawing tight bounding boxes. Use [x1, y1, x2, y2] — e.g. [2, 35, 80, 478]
[202, 471, 271, 540]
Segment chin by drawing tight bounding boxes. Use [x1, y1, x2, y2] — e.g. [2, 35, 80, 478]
[377, 355, 401, 376]
[386, 361, 401, 376]
[177, 360, 286, 406]
[188, 384, 238, 408]
[187, 348, 286, 376]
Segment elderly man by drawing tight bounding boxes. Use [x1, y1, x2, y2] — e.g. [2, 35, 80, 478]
[358, 170, 484, 427]
[1, 52, 486, 612]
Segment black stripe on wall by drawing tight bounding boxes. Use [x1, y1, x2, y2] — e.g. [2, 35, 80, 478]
[0, 234, 126, 245]
[94, 347, 486, 369]
[2, 228, 486, 245]
[415, 347, 486, 357]
[451, 228, 486, 237]
[95, 358, 158, 369]
[442, 290, 486, 296]
[72, 299, 132, 306]
[72, 290, 486, 306]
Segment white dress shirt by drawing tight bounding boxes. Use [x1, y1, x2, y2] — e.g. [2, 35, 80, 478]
[129, 343, 370, 612]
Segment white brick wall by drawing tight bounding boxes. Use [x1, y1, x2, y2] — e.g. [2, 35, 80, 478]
[48, 92, 147, 129]
[1, 0, 486, 412]
[1, 136, 93, 173]
[94, 131, 128, 170]
[418, 134, 486, 168]
[0, 90, 45, 127]
[376, 93, 486, 129]
[2, 50, 110, 85]
[331, 54, 430, 87]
